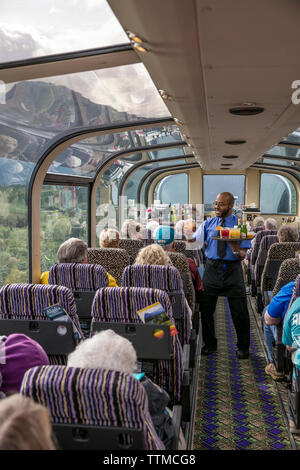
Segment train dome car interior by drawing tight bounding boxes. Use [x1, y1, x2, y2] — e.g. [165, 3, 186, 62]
[1, 0, 300, 452]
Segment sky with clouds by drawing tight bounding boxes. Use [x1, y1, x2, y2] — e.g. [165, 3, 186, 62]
[0, 0, 170, 118]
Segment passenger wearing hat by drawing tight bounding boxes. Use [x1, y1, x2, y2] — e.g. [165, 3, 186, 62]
[0, 334, 49, 397]
[154, 225, 204, 298]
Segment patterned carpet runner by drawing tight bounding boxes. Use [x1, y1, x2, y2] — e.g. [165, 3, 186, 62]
[193, 297, 291, 450]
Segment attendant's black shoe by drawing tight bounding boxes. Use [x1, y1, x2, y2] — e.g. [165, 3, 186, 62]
[201, 345, 217, 355]
[236, 349, 249, 360]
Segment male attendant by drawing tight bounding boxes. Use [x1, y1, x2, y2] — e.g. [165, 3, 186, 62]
[186, 192, 251, 359]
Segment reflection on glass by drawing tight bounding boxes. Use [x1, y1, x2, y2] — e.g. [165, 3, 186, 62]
[266, 145, 300, 159]
[0, 0, 129, 63]
[125, 157, 193, 205]
[263, 158, 295, 166]
[282, 128, 300, 144]
[203, 175, 245, 212]
[260, 173, 296, 214]
[40, 185, 88, 273]
[154, 173, 188, 205]
[0, 185, 28, 285]
[49, 125, 182, 178]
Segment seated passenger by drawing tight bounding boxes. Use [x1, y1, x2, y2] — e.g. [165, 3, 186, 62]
[263, 281, 295, 381]
[154, 225, 204, 300]
[99, 228, 120, 249]
[146, 220, 159, 237]
[0, 394, 55, 450]
[135, 243, 193, 328]
[277, 225, 299, 243]
[252, 216, 265, 230]
[265, 218, 278, 230]
[40, 237, 118, 287]
[121, 219, 142, 240]
[0, 334, 49, 397]
[67, 329, 179, 449]
[282, 296, 300, 433]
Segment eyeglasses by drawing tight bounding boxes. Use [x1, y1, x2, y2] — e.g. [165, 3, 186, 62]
[214, 202, 228, 207]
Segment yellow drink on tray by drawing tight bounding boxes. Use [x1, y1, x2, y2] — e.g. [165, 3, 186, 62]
[229, 228, 241, 239]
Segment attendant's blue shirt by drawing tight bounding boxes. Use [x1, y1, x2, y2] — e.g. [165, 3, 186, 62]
[194, 214, 251, 261]
[267, 281, 294, 321]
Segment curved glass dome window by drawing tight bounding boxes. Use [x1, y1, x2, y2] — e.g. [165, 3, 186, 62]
[265, 145, 300, 159]
[2, 63, 170, 136]
[260, 173, 296, 214]
[262, 158, 295, 166]
[48, 125, 182, 178]
[154, 173, 189, 205]
[0, 0, 129, 63]
[203, 175, 245, 212]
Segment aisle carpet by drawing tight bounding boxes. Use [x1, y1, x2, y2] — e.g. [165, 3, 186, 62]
[193, 297, 291, 450]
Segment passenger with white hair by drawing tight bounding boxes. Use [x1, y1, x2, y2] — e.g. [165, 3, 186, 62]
[67, 330, 178, 449]
[264, 218, 278, 230]
[146, 220, 159, 236]
[277, 225, 299, 242]
[40, 237, 118, 287]
[40, 237, 88, 284]
[252, 216, 265, 230]
[121, 219, 142, 240]
[99, 228, 120, 249]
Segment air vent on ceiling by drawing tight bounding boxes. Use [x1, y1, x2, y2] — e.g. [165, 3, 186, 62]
[225, 140, 246, 145]
[229, 106, 264, 116]
[222, 155, 239, 159]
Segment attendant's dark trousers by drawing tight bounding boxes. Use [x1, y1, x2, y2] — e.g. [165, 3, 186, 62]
[201, 258, 251, 351]
[200, 294, 250, 351]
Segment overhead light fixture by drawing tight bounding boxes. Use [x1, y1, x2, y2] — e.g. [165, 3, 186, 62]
[126, 30, 150, 53]
[225, 140, 246, 145]
[174, 117, 184, 126]
[158, 89, 173, 101]
[221, 163, 233, 166]
[222, 155, 239, 159]
[229, 106, 264, 116]
[132, 43, 150, 53]
[126, 31, 144, 43]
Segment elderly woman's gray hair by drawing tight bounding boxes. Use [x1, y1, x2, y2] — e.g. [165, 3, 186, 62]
[253, 216, 265, 228]
[99, 228, 120, 248]
[265, 218, 278, 230]
[57, 238, 88, 263]
[67, 330, 137, 374]
[121, 219, 141, 240]
[278, 225, 299, 243]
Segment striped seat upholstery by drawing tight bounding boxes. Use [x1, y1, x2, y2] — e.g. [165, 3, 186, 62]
[168, 252, 195, 311]
[119, 239, 144, 264]
[272, 259, 300, 297]
[261, 242, 300, 294]
[122, 264, 191, 346]
[250, 230, 278, 269]
[48, 263, 109, 290]
[87, 248, 130, 286]
[21, 365, 164, 450]
[254, 235, 279, 286]
[91, 286, 183, 403]
[185, 246, 203, 268]
[0, 283, 84, 363]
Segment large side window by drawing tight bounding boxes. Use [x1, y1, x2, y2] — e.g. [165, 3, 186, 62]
[40, 185, 89, 273]
[203, 175, 245, 212]
[260, 173, 297, 214]
[154, 173, 189, 205]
